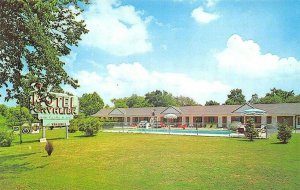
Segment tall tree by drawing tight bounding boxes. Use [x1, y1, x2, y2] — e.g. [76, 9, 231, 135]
[258, 95, 282, 104]
[175, 96, 198, 106]
[286, 95, 300, 103]
[6, 106, 33, 126]
[0, 0, 89, 104]
[249, 94, 259, 104]
[79, 92, 104, 116]
[225, 88, 246, 105]
[205, 100, 220, 106]
[126, 94, 150, 108]
[266, 88, 294, 99]
[259, 88, 297, 103]
[145, 90, 177, 107]
[111, 98, 128, 108]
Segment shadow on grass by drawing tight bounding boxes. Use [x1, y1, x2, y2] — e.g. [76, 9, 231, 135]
[74, 135, 96, 138]
[0, 153, 39, 174]
[12, 137, 65, 145]
[237, 139, 255, 142]
[237, 138, 268, 142]
[19, 139, 39, 144]
[271, 142, 286, 144]
[46, 137, 65, 141]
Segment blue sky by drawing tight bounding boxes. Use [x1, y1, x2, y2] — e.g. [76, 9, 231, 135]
[1, 0, 300, 106]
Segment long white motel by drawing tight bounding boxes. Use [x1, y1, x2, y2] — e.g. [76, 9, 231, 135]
[93, 103, 300, 129]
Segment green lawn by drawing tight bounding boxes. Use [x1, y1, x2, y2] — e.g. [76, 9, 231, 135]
[0, 129, 299, 190]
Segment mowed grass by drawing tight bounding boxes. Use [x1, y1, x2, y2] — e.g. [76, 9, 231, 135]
[0, 129, 299, 190]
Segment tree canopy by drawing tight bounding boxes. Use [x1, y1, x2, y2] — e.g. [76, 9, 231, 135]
[258, 88, 299, 104]
[126, 94, 151, 108]
[0, 0, 89, 103]
[225, 88, 246, 105]
[205, 100, 220, 106]
[79, 92, 104, 116]
[111, 97, 129, 108]
[5, 106, 33, 126]
[249, 94, 259, 104]
[175, 96, 198, 106]
[245, 88, 300, 104]
[145, 90, 177, 107]
[111, 90, 198, 108]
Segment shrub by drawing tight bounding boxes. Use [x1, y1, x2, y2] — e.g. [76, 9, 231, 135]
[0, 128, 14, 147]
[45, 141, 54, 156]
[68, 119, 79, 133]
[277, 121, 293, 144]
[228, 121, 242, 131]
[78, 117, 102, 136]
[210, 123, 217, 128]
[244, 118, 259, 141]
[204, 123, 217, 128]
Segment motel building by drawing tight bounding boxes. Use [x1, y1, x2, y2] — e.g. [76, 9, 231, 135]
[93, 103, 300, 129]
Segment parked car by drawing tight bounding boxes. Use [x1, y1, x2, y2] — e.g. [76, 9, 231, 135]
[138, 121, 149, 128]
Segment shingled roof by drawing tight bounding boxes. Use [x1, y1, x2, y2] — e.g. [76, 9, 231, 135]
[92, 103, 300, 117]
[254, 103, 300, 115]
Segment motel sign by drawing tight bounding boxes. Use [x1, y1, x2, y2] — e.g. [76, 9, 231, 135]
[30, 92, 79, 140]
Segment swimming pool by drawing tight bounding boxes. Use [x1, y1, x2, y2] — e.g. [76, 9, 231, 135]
[124, 128, 234, 137]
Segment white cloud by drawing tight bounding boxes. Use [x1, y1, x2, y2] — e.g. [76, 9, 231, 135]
[205, 0, 218, 8]
[216, 34, 300, 78]
[70, 62, 230, 105]
[81, 0, 152, 56]
[191, 7, 220, 24]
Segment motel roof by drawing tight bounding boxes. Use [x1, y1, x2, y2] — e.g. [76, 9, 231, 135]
[93, 103, 300, 117]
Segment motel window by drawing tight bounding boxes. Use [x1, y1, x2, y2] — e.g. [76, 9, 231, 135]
[298, 117, 300, 125]
[177, 117, 182, 122]
[194, 117, 202, 123]
[267, 116, 272, 124]
[232, 116, 242, 122]
[254, 116, 261, 123]
[208, 117, 215, 123]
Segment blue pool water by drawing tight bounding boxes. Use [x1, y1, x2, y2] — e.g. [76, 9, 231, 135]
[128, 129, 233, 136]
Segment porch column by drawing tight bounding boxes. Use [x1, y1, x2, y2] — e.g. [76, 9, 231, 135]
[261, 116, 267, 125]
[202, 116, 205, 127]
[189, 116, 193, 126]
[218, 116, 222, 128]
[227, 116, 231, 128]
[182, 116, 186, 125]
[293, 116, 296, 128]
[272, 116, 277, 127]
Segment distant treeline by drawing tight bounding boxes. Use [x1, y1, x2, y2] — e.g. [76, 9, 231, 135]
[108, 88, 300, 108]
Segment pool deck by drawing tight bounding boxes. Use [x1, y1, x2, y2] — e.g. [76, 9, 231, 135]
[103, 129, 237, 137]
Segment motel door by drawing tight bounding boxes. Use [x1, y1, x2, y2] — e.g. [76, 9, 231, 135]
[297, 116, 300, 129]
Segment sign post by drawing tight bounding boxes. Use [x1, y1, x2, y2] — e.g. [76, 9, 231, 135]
[19, 125, 22, 144]
[66, 125, 69, 139]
